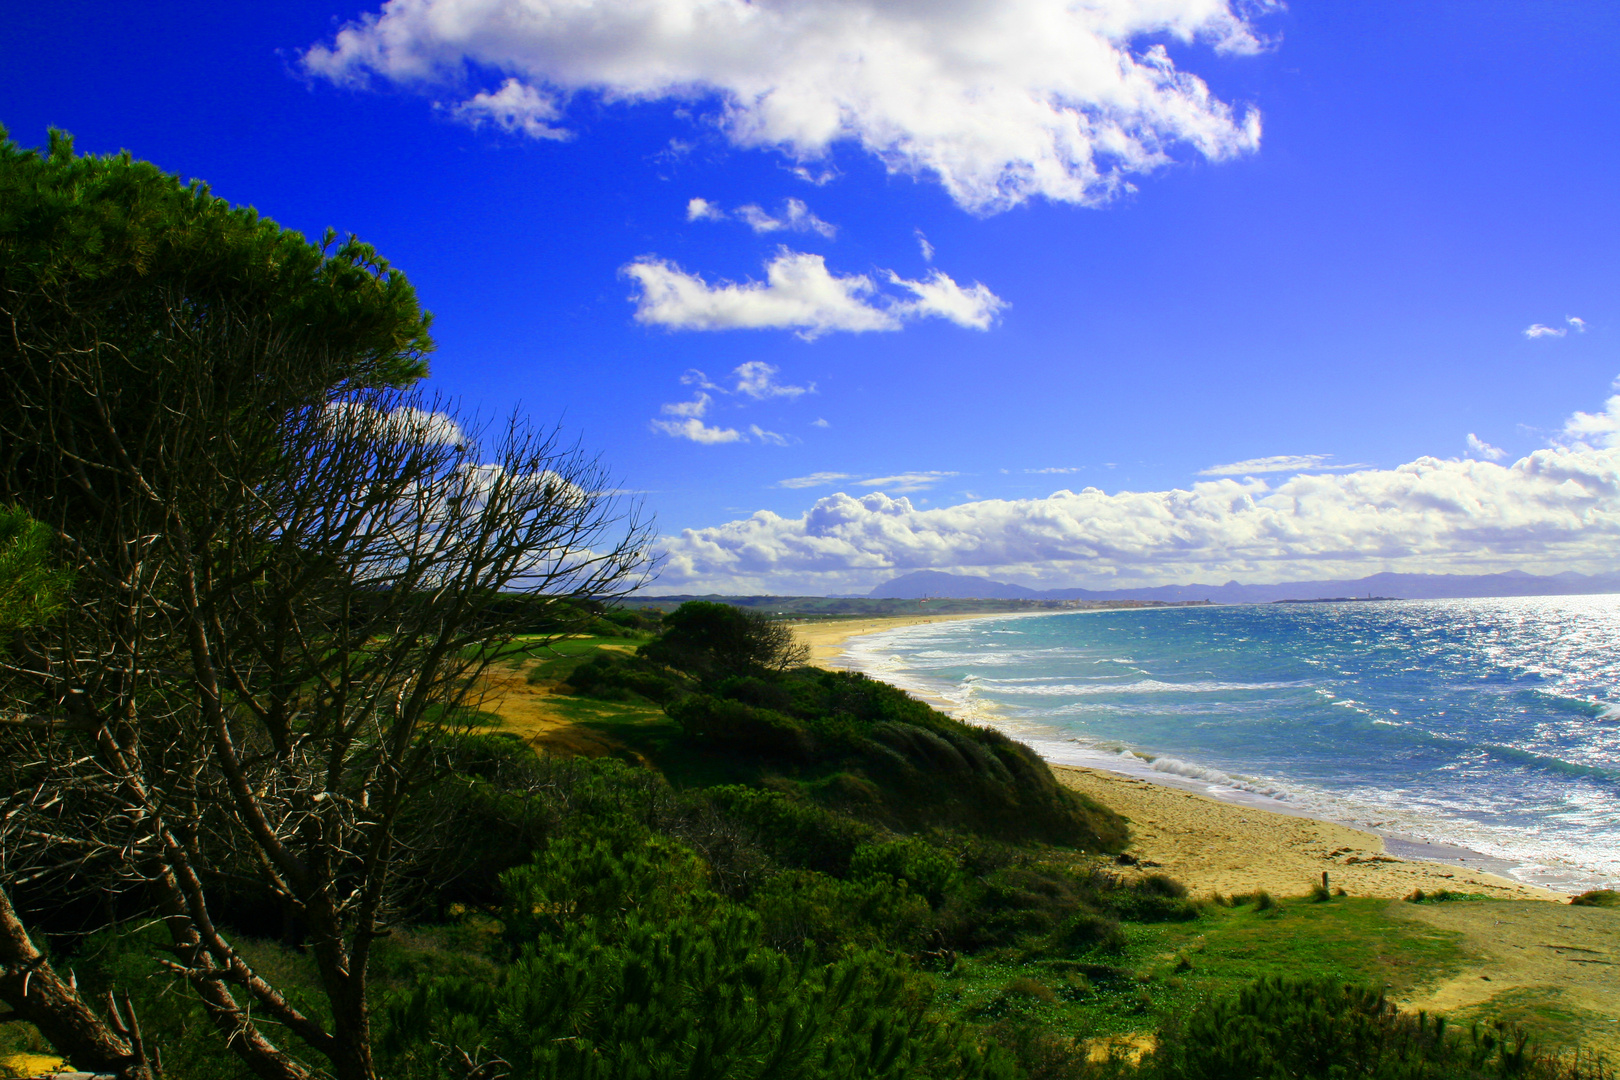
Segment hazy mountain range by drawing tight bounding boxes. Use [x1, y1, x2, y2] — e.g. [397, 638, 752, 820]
[868, 569, 1620, 604]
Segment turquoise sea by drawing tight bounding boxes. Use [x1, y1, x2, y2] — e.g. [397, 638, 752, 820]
[837, 595, 1620, 893]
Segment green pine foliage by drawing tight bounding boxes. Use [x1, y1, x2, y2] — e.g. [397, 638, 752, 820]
[1145, 976, 1579, 1080]
[0, 505, 72, 640]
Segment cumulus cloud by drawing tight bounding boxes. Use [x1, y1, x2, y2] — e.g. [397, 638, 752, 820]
[655, 382, 1620, 594]
[1466, 433, 1506, 461]
[915, 230, 935, 262]
[1197, 454, 1366, 477]
[1559, 378, 1620, 449]
[1525, 323, 1566, 339]
[449, 77, 571, 139]
[686, 197, 727, 222]
[301, 0, 1267, 213]
[623, 249, 1004, 338]
[811, 418, 830, 428]
[1568, 316, 1588, 333]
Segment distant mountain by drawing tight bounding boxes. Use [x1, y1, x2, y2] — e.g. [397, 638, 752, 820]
[868, 570, 1040, 600]
[869, 568, 1620, 603]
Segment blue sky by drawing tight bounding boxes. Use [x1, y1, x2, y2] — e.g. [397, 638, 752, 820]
[4, 1, 1617, 593]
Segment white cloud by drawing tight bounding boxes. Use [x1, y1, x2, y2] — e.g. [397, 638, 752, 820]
[1525, 323, 1567, 339]
[732, 361, 812, 399]
[915, 230, 935, 262]
[653, 362, 811, 445]
[449, 77, 570, 139]
[811, 418, 830, 428]
[1568, 316, 1588, 332]
[650, 416, 742, 444]
[739, 199, 837, 238]
[777, 469, 956, 492]
[623, 249, 1004, 338]
[660, 393, 713, 418]
[1466, 433, 1506, 461]
[1559, 377, 1620, 449]
[1198, 454, 1367, 477]
[688, 197, 838, 237]
[780, 471, 855, 489]
[657, 385, 1620, 593]
[886, 269, 1008, 330]
[858, 472, 958, 493]
[302, 0, 1267, 213]
[687, 197, 727, 222]
[1029, 466, 1083, 474]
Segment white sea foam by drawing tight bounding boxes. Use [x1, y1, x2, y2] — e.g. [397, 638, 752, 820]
[980, 677, 1304, 697]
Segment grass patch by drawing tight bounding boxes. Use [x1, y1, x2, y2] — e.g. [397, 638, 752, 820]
[940, 895, 1469, 1041]
[1445, 986, 1609, 1056]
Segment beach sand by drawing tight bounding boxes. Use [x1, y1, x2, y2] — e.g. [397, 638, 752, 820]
[1050, 765, 1558, 902]
[794, 612, 1002, 665]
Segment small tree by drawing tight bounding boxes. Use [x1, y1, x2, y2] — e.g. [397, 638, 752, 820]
[639, 601, 811, 682]
[0, 129, 650, 1080]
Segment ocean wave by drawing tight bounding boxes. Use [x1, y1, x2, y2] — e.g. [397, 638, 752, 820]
[979, 677, 1306, 697]
[1480, 743, 1620, 781]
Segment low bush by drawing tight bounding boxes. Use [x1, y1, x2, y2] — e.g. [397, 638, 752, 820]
[1145, 975, 1568, 1080]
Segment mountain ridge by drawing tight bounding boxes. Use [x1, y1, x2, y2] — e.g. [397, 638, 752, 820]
[868, 568, 1620, 603]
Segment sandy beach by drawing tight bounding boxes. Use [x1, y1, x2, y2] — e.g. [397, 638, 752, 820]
[793, 612, 1004, 665]
[1051, 765, 1558, 901]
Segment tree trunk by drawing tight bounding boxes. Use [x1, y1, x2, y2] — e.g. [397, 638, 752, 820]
[0, 886, 151, 1080]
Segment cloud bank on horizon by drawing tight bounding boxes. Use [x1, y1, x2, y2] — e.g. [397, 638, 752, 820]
[301, 0, 1266, 213]
[655, 382, 1620, 594]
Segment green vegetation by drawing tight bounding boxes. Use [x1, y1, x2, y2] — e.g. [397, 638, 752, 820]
[7, 600, 1612, 1079]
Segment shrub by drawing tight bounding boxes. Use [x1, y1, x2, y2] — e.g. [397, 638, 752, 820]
[384, 912, 1016, 1080]
[701, 786, 876, 877]
[668, 694, 815, 758]
[1046, 911, 1126, 956]
[1147, 975, 1560, 1080]
[850, 838, 963, 908]
[751, 869, 932, 953]
[1106, 875, 1202, 923]
[1570, 889, 1620, 907]
[560, 649, 688, 703]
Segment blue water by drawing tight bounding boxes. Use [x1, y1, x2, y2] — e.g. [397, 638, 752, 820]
[839, 596, 1620, 891]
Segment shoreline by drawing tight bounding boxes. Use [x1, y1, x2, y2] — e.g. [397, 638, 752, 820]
[796, 614, 1564, 901]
